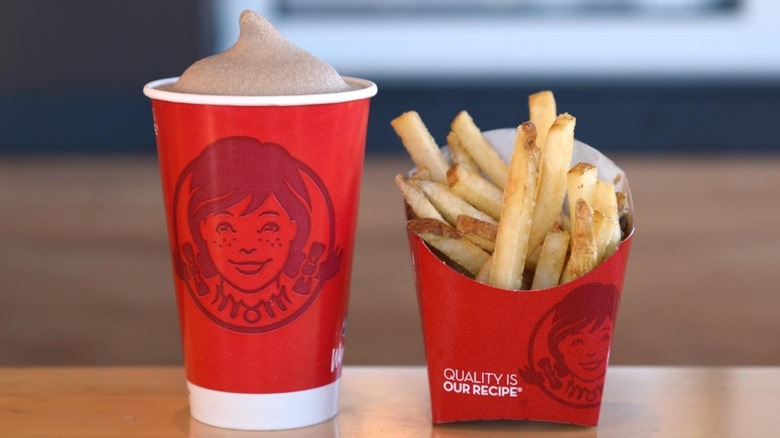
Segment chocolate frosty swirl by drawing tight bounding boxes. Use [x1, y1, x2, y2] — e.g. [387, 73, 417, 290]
[172, 10, 352, 96]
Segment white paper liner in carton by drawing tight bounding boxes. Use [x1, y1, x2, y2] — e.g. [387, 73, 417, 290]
[483, 128, 634, 230]
[407, 128, 634, 426]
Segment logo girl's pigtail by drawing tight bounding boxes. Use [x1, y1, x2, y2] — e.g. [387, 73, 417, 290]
[293, 242, 325, 295]
[519, 366, 544, 386]
[299, 161, 342, 284]
[317, 245, 343, 282]
[539, 358, 564, 390]
[173, 247, 190, 281]
[182, 243, 209, 297]
[553, 357, 570, 379]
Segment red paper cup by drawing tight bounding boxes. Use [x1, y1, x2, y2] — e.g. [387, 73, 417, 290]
[408, 129, 634, 427]
[143, 77, 377, 430]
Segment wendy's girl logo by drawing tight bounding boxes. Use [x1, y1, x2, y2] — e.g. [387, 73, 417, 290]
[171, 136, 341, 333]
[520, 284, 618, 408]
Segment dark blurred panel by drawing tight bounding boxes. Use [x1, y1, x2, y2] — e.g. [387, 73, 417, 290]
[0, 0, 203, 152]
[368, 80, 780, 155]
[0, 1, 202, 90]
[0, 90, 159, 153]
[4, 78, 780, 154]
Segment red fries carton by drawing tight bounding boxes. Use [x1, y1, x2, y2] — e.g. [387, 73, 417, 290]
[408, 128, 634, 426]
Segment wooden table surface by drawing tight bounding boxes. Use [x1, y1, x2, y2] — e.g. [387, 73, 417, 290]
[1, 366, 777, 437]
[1, 156, 779, 366]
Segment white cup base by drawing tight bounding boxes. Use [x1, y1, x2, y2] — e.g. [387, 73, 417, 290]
[187, 379, 340, 430]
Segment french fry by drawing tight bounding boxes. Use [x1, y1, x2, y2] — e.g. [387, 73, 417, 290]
[596, 212, 620, 262]
[616, 191, 630, 238]
[552, 215, 564, 232]
[456, 215, 498, 241]
[416, 179, 497, 226]
[593, 181, 622, 260]
[447, 131, 480, 174]
[560, 199, 598, 284]
[594, 181, 618, 217]
[451, 111, 509, 189]
[529, 91, 557, 152]
[605, 226, 620, 260]
[561, 213, 572, 233]
[464, 234, 495, 253]
[407, 218, 490, 275]
[616, 191, 629, 217]
[447, 165, 503, 220]
[566, 162, 598, 222]
[527, 113, 576, 258]
[489, 122, 541, 290]
[526, 214, 566, 271]
[456, 215, 498, 253]
[526, 244, 542, 270]
[531, 230, 570, 290]
[394, 175, 444, 221]
[410, 167, 432, 180]
[475, 256, 493, 284]
[592, 210, 612, 263]
[391, 111, 450, 183]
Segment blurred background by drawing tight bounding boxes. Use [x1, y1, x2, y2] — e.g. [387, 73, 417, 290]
[4, 0, 780, 155]
[1, 1, 778, 367]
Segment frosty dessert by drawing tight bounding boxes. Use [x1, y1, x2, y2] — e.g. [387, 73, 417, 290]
[171, 10, 352, 96]
[142, 9, 376, 431]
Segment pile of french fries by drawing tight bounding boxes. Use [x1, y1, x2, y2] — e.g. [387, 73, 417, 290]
[393, 91, 630, 290]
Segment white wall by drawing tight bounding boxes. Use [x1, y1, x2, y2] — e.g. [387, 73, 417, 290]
[211, 0, 780, 80]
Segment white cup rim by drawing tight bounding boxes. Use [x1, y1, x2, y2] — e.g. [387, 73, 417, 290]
[143, 76, 377, 106]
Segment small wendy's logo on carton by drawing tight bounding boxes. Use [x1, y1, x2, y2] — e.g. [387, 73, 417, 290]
[521, 283, 617, 410]
[393, 91, 633, 427]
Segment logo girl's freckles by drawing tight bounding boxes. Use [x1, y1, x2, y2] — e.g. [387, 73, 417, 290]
[196, 194, 300, 294]
[212, 238, 235, 249]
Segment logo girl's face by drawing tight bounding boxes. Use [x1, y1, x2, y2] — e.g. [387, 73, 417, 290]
[199, 194, 298, 293]
[558, 318, 612, 382]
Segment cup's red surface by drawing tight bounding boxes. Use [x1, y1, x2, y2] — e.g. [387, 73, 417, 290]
[150, 97, 370, 394]
[409, 231, 633, 426]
